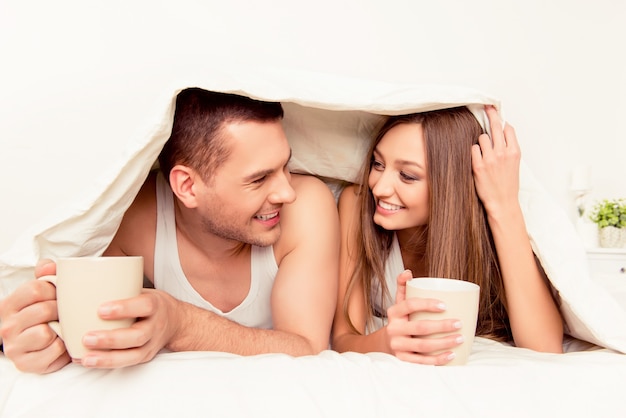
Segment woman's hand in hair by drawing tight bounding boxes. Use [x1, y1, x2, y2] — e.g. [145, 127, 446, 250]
[385, 270, 463, 365]
[471, 105, 522, 218]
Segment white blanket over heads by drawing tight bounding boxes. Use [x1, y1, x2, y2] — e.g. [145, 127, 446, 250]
[0, 66, 624, 353]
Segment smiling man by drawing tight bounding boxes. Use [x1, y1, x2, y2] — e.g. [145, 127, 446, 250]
[0, 88, 340, 373]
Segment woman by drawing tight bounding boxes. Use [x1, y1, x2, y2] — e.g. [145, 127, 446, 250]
[332, 105, 563, 365]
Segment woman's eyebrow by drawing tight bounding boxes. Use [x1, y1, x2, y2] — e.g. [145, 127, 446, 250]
[397, 159, 424, 170]
[374, 148, 423, 169]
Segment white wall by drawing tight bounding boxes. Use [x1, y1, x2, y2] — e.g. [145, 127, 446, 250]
[1, 0, 625, 254]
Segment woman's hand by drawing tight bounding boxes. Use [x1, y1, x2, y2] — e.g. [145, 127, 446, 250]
[385, 270, 463, 365]
[471, 106, 564, 353]
[471, 105, 522, 217]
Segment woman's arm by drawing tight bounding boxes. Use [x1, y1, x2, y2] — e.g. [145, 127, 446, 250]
[331, 186, 461, 364]
[471, 106, 563, 353]
[331, 185, 389, 353]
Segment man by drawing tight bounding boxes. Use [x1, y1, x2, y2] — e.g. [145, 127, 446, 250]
[0, 88, 340, 373]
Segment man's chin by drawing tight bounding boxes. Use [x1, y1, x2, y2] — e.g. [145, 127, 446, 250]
[248, 228, 281, 247]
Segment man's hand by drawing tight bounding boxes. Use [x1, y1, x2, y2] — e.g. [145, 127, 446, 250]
[75, 288, 179, 369]
[1, 259, 180, 371]
[0, 260, 70, 373]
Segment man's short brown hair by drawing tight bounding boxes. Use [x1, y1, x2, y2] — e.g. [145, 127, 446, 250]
[158, 88, 284, 182]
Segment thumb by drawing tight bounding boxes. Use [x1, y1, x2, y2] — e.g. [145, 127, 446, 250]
[34, 258, 56, 278]
[395, 269, 413, 303]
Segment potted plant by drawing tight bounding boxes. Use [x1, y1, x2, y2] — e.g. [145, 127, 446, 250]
[589, 198, 626, 248]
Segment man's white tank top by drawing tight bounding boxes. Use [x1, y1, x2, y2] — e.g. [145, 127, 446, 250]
[153, 173, 278, 329]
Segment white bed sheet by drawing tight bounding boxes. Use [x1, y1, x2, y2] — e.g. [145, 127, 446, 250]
[1, 337, 625, 418]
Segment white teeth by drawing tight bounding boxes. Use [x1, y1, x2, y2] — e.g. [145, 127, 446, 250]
[378, 201, 403, 211]
[256, 212, 278, 221]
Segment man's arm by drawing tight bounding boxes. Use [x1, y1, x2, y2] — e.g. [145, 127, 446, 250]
[269, 175, 340, 352]
[75, 175, 339, 368]
[166, 174, 340, 355]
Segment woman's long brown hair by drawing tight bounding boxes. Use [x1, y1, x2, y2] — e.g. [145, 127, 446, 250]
[344, 106, 512, 342]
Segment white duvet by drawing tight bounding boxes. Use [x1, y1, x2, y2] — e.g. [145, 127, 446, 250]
[2, 338, 626, 418]
[1, 66, 626, 417]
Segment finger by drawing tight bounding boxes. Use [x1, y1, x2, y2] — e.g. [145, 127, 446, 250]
[80, 346, 151, 369]
[44, 351, 72, 373]
[476, 133, 493, 158]
[80, 322, 159, 369]
[406, 317, 463, 337]
[7, 336, 69, 373]
[1, 298, 58, 345]
[387, 298, 445, 321]
[35, 259, 56, 278]
[82, 321, 151, 351]
[394, 269, 413, 304]
[390, 334, 463, 360]
[97, 292, 157, 320]
[13, 322, 59, 352]
[411, 333, 464, 355]
[10, 299, 59, 331]
[484, 105, 506, 151]
[1, 280, 57, 315]
[390, 297, 447, 318]
[471, 143, 484, 172]
[502, 121, 521, 154]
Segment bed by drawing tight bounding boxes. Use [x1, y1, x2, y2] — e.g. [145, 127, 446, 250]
[1, 67, 626, 417]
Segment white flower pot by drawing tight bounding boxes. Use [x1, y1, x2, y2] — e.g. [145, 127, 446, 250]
[598, 226, 626, 248]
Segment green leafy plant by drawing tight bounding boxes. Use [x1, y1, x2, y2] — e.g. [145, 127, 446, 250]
[589, 198, 626, 229]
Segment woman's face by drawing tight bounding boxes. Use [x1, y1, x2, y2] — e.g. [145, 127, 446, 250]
[368, 122, 429, 231]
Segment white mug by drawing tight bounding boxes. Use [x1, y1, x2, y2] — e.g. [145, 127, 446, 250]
[38, 256, 143, 360]
[406, 277, 480, 366]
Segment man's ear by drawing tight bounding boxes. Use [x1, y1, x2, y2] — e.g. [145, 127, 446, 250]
[169, 165, 200, 208]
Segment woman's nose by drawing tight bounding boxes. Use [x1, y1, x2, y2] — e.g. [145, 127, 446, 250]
[370, 170, 394, 198]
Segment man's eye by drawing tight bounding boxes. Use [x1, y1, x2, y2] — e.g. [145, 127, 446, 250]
[252, 176, 267, 184]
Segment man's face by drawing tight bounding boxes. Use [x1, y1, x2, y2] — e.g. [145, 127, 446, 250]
[195, 120, 296, 247]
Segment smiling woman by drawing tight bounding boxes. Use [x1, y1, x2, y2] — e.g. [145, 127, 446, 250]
[332, 106, 565, 364]
[369, 122, 430, 231]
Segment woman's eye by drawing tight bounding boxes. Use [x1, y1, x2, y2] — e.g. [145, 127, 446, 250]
[400, 172, 418, 182]
[371, 160, 384, 170]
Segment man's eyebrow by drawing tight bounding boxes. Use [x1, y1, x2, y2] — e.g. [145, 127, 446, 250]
[242, 149, 292, 182]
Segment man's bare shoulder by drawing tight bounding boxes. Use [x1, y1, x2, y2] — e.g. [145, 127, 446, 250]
[285, 174, 339, 215]
[124, 172, 158, 219]
[289, 172, 329, 193]
[274, 174, 339, 258]
[105, 171, 158, 256]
